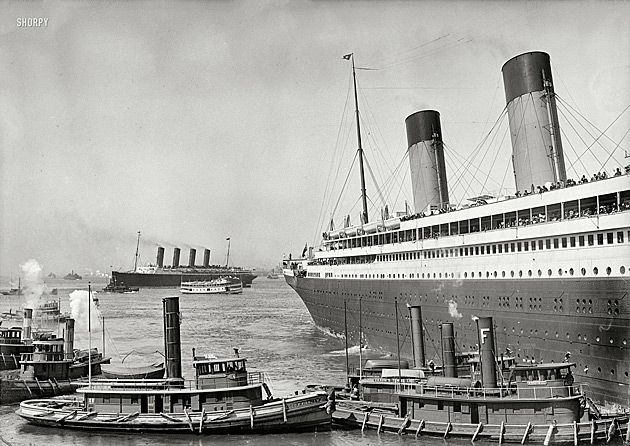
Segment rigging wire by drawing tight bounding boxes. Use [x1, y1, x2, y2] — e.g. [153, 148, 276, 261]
[314, 72, 354, 240]
[556, 96, 629, 166]
[329, 150, 359, 221]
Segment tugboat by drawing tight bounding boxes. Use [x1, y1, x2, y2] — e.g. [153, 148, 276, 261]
[63, 271, 82, 280]
[0, 312, 109, 404]
[102, 277, 139, 293]
[17, 296, 332, 433]
[0, 309, 35, 371]
[333, 316, 629, 443]
[0, 278, 22, 295]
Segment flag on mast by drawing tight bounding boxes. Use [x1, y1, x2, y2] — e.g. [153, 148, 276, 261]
[342, 53, 352, 60]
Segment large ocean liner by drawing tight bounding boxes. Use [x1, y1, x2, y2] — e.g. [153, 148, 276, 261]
[112, 245, 257, 288]
[284, 52, 629, 408]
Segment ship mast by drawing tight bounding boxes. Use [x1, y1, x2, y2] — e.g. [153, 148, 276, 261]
[133, 231, 141, 272]
[346, 53, 369, 224]
[88, 282, 92, 389]
[225, 237, 231, 268]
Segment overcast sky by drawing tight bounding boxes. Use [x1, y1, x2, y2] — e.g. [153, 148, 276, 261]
[1, 0, 628, 276]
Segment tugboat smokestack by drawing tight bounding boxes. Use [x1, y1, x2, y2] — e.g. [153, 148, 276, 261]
[163, 296, 182, 381]
[172, 248, 181, 268]
[64, 318, 75, 361]
[409, 305, 425, 368]
[477, 316, 498, 388]
[502, 51, 566, 191]
[156, 247, 165, 268]
[203, 249, 211, 268]
[188, 249, 196, 267]
[22, 308, 33, 341]
[406, 110, 449, 214]
[440, 322, 457, 378]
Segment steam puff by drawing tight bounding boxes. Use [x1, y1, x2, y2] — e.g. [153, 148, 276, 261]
[448, 299, 463, 319]
[68, 290, 98, 333]
[20, 259, 46, 310]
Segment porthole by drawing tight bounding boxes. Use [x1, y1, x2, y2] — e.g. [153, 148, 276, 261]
[596, 336, 600, 342]
[606, 267, 611, 275]
[486, 271, 490, 278]
[558, 269, 563, 276]
[609, 338, 614, 344]
[581, 268, 586, 276]
[548, 269, 552, 276]
[528, 270, 532, 277]
[493, 271, 497, 277]
[510, 271, 514, 277]
[519, 270, 523, 277]
[471, 272, 475, 278]
[593, 267, 598, 275]
[464, 272, 468, 278]
[621, 266, 626, 274]
[538, 269, 542, 277]
[569, 268, 574, 276]
[502, 271, 506, 277]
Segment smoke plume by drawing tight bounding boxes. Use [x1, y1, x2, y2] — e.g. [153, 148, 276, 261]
[448, 299, 463, 319]
[69, 290, 99, 333]
[20, 259, 46, 311]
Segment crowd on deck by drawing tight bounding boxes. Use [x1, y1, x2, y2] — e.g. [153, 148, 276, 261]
[322, 166, 629, 245]
[397, 166, 628, 223]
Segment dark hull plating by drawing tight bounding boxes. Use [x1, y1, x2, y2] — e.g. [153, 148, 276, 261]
[112, 271, 257, 288]
[287, 275, 629, 408]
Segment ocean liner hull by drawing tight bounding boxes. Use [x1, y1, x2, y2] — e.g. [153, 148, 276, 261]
[112, 270, 256, 288]
[287, 274, 629, 408]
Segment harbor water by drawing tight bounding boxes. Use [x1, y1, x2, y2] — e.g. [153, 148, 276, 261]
[0, 278, 612, 446]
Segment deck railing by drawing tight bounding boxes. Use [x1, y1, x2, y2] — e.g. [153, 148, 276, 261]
[391, 382, 584, 400]
[79, 372, 267, 392]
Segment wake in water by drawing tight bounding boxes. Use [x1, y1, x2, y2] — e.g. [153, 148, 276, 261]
[325, 345, 370, 357]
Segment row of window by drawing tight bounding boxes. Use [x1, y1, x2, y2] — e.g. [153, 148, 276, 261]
[334, 265, 626, 280]
[313, 230, 629, 267]
[325, 191, 630, 249]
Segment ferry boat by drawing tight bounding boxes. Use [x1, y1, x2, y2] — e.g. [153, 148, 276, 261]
[180, 276, 243, 294]
[17, 296, 332, 433]
[283, 52, 630, 409]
